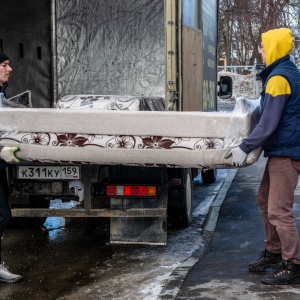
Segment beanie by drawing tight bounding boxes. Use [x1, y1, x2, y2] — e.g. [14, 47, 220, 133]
[0, 52, 9, 64]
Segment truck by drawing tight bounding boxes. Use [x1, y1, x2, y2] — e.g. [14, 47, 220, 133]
[1, 0, 232, 245]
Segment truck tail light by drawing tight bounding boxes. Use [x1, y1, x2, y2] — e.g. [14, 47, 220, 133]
[106, 185, 157, 197]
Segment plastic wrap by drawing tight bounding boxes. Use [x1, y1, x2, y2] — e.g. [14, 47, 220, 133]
[57, 95, 165, 111]
[0, 91, 32, 108]
[223, 96, 262, 167]
[0, 96, 262, 168]
[56, 0, 165, 99]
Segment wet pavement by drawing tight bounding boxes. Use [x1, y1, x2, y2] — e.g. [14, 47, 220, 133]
[173, 156, 300, 300]
[0, 170, 229, 300]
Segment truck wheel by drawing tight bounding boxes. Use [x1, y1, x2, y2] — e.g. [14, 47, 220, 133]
[201, 168, 217, 184]
[16, 196, 50, 228]
[168, 168, 193, 228]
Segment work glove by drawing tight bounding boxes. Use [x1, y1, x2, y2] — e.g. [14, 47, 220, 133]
[0, 146, 22, 163]
[224, 146, 247, 167]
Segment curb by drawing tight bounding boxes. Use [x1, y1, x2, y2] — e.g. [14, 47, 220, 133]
[203, 169, 237, 233]
[158, 169, 237, 299]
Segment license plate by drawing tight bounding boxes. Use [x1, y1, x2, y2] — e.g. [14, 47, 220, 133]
[17, 166, 81, 180]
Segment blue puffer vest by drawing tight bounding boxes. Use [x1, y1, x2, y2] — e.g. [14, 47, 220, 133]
[260, 55, 300, 159]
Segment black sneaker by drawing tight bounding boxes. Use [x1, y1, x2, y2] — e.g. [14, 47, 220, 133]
[262, 260, 300, 285]
[248, 249, 282, 272]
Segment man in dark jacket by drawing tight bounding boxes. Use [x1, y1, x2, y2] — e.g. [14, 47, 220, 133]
[227, 28, 300, 285]
[0, 51, 22, 283]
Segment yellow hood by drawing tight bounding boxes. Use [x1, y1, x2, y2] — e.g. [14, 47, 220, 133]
[262, 28, 294, 66]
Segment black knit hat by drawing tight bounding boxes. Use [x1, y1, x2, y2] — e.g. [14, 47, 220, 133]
[0, 52, 9, 64]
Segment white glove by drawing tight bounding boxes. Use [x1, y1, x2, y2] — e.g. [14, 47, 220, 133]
[224, 146, 247, 167]
[0, 146, 22, 163]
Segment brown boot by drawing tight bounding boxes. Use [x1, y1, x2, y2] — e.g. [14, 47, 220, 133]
[248, 249, 282, 272]
[262, 260, 300, 285]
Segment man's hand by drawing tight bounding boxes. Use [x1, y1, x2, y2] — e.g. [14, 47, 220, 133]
[224, 146, 247, 167]
[0, 146, 22, 163]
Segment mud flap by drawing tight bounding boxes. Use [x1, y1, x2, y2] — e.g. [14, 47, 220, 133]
[110, 197, 168, 245]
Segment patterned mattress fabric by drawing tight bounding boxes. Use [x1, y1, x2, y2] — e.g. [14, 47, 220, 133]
[57, 94, 166, 111]
[0, 96, 262, 168]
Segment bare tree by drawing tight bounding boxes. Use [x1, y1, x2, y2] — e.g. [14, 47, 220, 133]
[218, 0, 299, 65]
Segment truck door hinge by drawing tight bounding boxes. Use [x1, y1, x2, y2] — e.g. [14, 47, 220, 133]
[169, 90, 178, 103]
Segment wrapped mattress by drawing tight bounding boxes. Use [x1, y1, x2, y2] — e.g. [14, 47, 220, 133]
[0, 95, 262, 168]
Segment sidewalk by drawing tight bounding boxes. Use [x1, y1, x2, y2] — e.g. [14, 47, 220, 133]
[176, 156, 300, 299]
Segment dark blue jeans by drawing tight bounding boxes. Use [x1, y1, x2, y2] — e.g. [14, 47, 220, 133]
[0, 168, 11, 261]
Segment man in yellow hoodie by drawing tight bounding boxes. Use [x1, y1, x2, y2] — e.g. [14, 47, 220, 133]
[227, 28, 300, 285]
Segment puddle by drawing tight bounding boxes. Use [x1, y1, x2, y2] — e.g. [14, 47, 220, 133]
[43, 199, 81, 240]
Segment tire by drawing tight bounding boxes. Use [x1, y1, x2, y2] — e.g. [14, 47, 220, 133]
[168, 168, 193, 228]
[201, 168, 217, 184]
